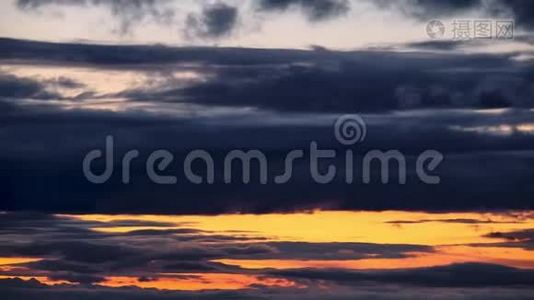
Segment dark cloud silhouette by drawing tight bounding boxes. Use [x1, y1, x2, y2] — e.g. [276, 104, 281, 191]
[0, 38, 323, 67]
[258, 0, 350, 21]
[173, 54, 532, 112]
[0, 39, 534, 213]
[2, 38, 532, 113]
[228, 242, 430, 260]
[272, 263, 534, 287]
[404, 39, 494, 51]
[386, 218, 521, 225]
[0, 72, 87, 101]
[2, 277, 534, 300]
[484, 229, 534, 249]
[0, 74, 58, 99]
[185, 3, 238, 39]
[1, 88, 534, 213]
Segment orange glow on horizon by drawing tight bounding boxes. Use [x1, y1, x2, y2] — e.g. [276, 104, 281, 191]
[214, 246, 534, 270]
[0, 211, 531, 291]
[0, 275, 72, 286]
[99, 273, 299, 291]
[0, 257, 42, 266]
[66, 210, 534, 245]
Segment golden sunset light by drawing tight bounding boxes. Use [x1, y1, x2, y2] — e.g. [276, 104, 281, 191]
[71, 211, 534, 245]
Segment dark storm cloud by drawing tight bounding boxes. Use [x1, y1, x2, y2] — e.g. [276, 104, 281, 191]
[3, 38, 533, 112]
[484, 229, 534, 249]
[172, 53, 533, 112]
[227, 242, 430, 260]
[0, 73, 60, 99]
[1, 97, 534, 213]
[185, 3, 238, 39]
[0, 279, 263, 300]
[15, 0, 174, 35]
[0, 38, 322, 67]
[486, 229, 534, 241]
[0, 39, 534, 213]
[271, 263, 534, 287]
[0, 72, 86, 101]
[1, 279, 534, 300]
[258, 0, 350, 21]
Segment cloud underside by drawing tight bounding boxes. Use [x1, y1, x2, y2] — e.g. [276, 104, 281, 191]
[2, 38, 533, 112]
[184, 3, 238, 39]
[0, 38, 534, 213]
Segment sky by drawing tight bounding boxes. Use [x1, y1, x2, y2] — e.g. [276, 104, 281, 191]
[1, 0, 534, 299]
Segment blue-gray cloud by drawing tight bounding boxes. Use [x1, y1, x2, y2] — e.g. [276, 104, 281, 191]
[258, 0, 350, 21]
[1, 39, 534, 213]
[184, 3, 238, 39]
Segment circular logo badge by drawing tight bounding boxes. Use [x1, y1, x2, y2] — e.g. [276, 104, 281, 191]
[334, 114, 367, 145]
[426, 20, 445, 39]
